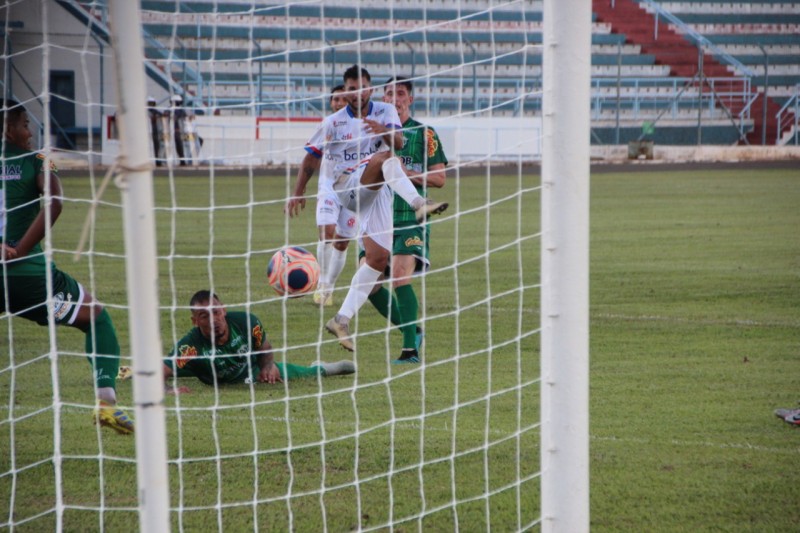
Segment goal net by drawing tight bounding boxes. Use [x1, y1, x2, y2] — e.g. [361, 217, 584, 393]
[1, 0, 588, 530]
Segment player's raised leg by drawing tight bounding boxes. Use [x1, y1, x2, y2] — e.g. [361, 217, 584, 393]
[326, 157, 394, 350]
[378, 155, 448, 223]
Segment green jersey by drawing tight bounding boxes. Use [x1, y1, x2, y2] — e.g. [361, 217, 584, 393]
[0, 143, 52, 275]
[167, 311, 267, 385]
[394, 117, 448, 228]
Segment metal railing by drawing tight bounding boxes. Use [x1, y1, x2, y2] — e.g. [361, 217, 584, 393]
[637, 0, 755, 78]
[776, 85, 800, 145]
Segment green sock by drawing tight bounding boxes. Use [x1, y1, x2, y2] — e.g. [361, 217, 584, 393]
[368, 286, 401, 326]
[395, 284, 419, 350]
[276, 362, 323, 380]
[85, 308, 120, 390]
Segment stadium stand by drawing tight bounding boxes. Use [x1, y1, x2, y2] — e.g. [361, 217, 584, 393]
[56, 0, 798, 145]
[595, 0, 799, 143]
[135, 1, 715, 133]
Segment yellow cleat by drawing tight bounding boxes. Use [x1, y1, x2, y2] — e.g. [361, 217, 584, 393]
[94, 401, 135, 435]
[312, 289, 333, 307]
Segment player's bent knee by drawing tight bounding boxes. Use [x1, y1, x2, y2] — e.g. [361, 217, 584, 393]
[365, 251, 390, 272]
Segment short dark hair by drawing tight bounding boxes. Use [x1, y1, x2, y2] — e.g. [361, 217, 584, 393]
[1, 99, 26, 136]
[343, 64, 371, 84]
[189, 290, 220, 308]
[330, 84, 345, 100]
[385, 76, 413, 94]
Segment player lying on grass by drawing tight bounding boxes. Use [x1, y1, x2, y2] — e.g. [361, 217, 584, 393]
[160, 290, 355, 393]
[0, 99, 134, 435]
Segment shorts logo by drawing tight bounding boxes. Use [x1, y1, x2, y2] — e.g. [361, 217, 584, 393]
[52, 292, 74, 321]
[405, 236, 424, 247]
[177, 344, 198, 368]
[325, 199, 335, 206]
[347, 217, 356, 227]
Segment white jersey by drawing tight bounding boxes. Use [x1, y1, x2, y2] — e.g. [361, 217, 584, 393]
[304, 101, 402, 195]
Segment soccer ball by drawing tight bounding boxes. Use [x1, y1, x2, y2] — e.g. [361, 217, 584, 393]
[267, 246, 320, 297]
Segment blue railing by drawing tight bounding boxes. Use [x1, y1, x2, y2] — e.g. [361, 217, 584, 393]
[637, 0, 755, 78]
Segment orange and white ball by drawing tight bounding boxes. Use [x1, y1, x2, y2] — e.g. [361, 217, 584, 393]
[267, 246, 320, 297]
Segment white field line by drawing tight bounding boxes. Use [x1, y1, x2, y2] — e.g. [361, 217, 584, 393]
[594, 312, 800, 329]
[1, 405, 796, 455]
[592, 434, 800, 454]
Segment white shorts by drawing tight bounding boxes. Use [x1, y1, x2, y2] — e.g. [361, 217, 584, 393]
[335, 161, 394, 252]
[315, 191, 358, 239]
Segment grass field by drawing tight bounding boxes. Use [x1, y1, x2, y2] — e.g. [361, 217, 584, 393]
[0, 165, 798, 531]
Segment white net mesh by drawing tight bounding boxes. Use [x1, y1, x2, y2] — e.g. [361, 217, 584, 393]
[1, 0, 545, 530]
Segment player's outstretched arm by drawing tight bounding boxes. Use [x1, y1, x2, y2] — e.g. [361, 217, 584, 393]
[409, 163, 446, 189]
[162, 361, 191, 395]
[285, 152, 320, 217]
[10, 170, 63, 258]
[257, 338, 283, 384]
[363, 118, 403, 151]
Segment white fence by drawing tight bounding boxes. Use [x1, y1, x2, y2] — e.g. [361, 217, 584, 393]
[102, 115, 543, 166]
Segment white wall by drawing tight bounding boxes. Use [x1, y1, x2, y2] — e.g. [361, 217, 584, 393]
[107, 115, 543, 166]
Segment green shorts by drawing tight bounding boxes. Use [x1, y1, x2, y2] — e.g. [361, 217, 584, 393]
[358, 225, 431, 275]
[392, 226, 430, 274]
[1, 269, 85, 326]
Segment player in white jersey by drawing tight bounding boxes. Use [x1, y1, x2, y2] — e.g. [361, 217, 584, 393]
[286, 65, 448, 352]
[308, 86, 354, 307]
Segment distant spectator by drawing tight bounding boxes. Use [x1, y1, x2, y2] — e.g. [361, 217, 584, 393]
[147, 96, 163, 166]
[169, 94, 187, 166]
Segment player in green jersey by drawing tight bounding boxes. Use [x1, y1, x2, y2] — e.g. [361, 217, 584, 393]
[0, 100, 134, 434]
[367, 77, 448, 364]
[162, 290, 355, 391]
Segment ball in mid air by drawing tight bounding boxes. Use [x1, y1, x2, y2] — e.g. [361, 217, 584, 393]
[267, 246, 320, 297]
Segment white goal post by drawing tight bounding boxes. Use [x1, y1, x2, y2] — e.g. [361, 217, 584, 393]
[541, 0, 591, 531]
[107, 1, 170, 531]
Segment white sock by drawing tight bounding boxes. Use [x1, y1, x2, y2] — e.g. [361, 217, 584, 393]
[381, 157, 423, 208]
[316, 240, 330, 291]
[326, 247, 348, 289]
[338, 263, 383, 320]
[97, 387, 116, 404]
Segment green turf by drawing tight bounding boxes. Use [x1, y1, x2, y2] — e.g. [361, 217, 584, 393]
[0, 166, 798, 531]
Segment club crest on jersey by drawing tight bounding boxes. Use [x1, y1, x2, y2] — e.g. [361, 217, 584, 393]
[252, 324, 264, 348]
[35, 153, 58, 172]
[177, 345, 198, 368]
[52, 292, 74, 321]
[426, 128, 438, 158]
